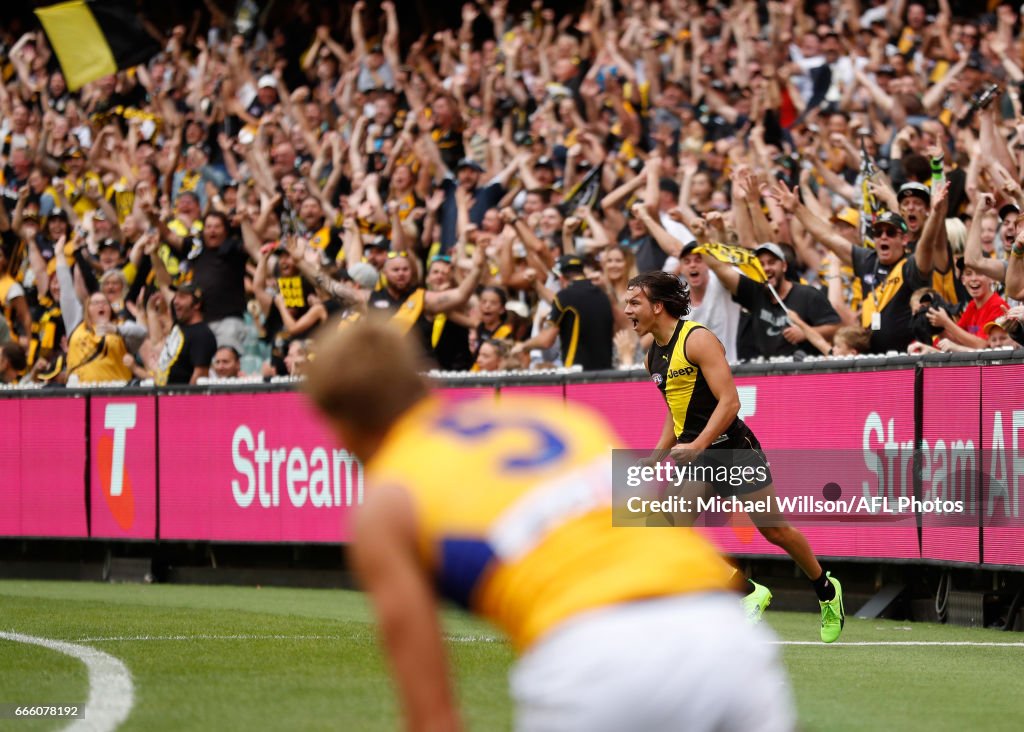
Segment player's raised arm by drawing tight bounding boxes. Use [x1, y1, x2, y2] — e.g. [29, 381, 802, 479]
[681, 328, 740, 451]
[352, 484, 461, 732]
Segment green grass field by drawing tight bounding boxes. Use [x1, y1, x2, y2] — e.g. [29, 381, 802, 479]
[1, 580, 1023, 731]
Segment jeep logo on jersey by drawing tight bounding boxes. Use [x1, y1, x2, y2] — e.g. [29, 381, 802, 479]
[668, 366, 695, 379]
[98, 403, 137, 530]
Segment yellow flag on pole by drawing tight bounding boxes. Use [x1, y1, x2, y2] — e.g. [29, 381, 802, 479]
[693, 242, 768, 283]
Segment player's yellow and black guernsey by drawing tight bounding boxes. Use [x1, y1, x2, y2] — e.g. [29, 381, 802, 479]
[647, 319, 741, 442]
[364, 395, 739, 651]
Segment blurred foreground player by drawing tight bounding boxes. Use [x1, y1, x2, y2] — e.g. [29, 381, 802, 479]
[305, 320, 795, 732]
[624, 271, 845, 643]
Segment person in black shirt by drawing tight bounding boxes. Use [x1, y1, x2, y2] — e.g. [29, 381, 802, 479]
[704, 243, 840, 358]
[418, 255, 474, 371]
[156, 283, 217, 385]
[172, 212, 261, 352]
[776, 180, 945, 354]
[512, 255, 614, 370]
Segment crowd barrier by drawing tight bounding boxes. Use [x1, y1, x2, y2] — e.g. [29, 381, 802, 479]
[2, 352, 1023, 569]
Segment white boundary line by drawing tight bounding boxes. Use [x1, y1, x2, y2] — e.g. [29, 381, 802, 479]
[70, 633, 503, 644]
[74, 634, 335, 642]
[774, 641, 1024, 647]
[68, 635, 1024, 647]
[0, 631, 134, 732]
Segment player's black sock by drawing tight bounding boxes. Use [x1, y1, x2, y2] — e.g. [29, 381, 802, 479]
[811, 571, 836, 602]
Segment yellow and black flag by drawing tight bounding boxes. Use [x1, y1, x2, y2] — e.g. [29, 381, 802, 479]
[35, 1, 159, 91]
[694, 241, 768, 283]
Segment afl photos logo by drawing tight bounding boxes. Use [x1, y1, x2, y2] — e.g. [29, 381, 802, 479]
[98, 404, 137, 530]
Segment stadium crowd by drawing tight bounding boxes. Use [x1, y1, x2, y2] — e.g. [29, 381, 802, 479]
[2, 0, 1024, 387]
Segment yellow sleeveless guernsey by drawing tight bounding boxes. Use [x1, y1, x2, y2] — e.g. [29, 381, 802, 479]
[647, 320, 723, 441]
[389, 287, 426, 334]
[365, 395, 739, 651]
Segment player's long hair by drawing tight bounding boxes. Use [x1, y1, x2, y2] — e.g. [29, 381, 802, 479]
[627, 271, 691, 319]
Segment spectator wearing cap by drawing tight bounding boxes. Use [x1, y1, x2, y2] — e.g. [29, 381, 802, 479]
[28, 207, 69, 262]
[531, 157, 557, 190]
[60, 147, 103, 219]
[155, 282, 217, 385]
[74, 236, 126, 303]
[511, 157, 558, 213]
[897, 182, 930, 244]
[895, 172, 961, 310]
[431, 154, 520, 252]
[677, 239, 742, 363]
[998, 203, 1020, 257]
[778, 178, 950, 353]
[964, 195, 1024, 308]
[702, 242, 839, 358]
[345, 261, 381, 290]
[252, 241, 322, 375]
[511, 254, 613, 370]
[983, 320, 1016, 349]
[352, 1, 398, 94]
[244, 74, 281, 121]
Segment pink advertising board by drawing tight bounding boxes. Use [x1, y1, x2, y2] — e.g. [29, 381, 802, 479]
[0, 396, 87, 538]
[498, 384, 565, 402]
[566, 371, 920, 560]
[158, 392, 361, 543]
[565, 381, 666, 448]
[981, 363, 1024, 566]
[437, 385, 496, 403]
[698, 371, 918, 560]
[89, 396, 158, 540]
[920, 368, 982, 564]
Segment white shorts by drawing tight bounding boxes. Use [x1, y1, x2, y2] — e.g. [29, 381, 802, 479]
[510, 593, 796, 732]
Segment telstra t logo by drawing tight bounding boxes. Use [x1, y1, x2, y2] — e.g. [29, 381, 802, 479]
[98, 403, 137, 529]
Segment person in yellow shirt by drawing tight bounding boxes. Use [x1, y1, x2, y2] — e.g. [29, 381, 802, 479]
[65, 292, 145, 384]
[60, 148, 104, 219]
[304, 320, 794, 732]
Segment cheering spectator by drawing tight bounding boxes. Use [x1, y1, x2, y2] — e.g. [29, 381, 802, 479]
[155, 283, 218, 386]
[512, 254, 613, 370]
[2, 0, 1024, 384]
[704, 242, 840, 358]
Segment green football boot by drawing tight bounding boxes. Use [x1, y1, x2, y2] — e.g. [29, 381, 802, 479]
[742, 580, 772, 624]
[819, 572, 845, 643]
